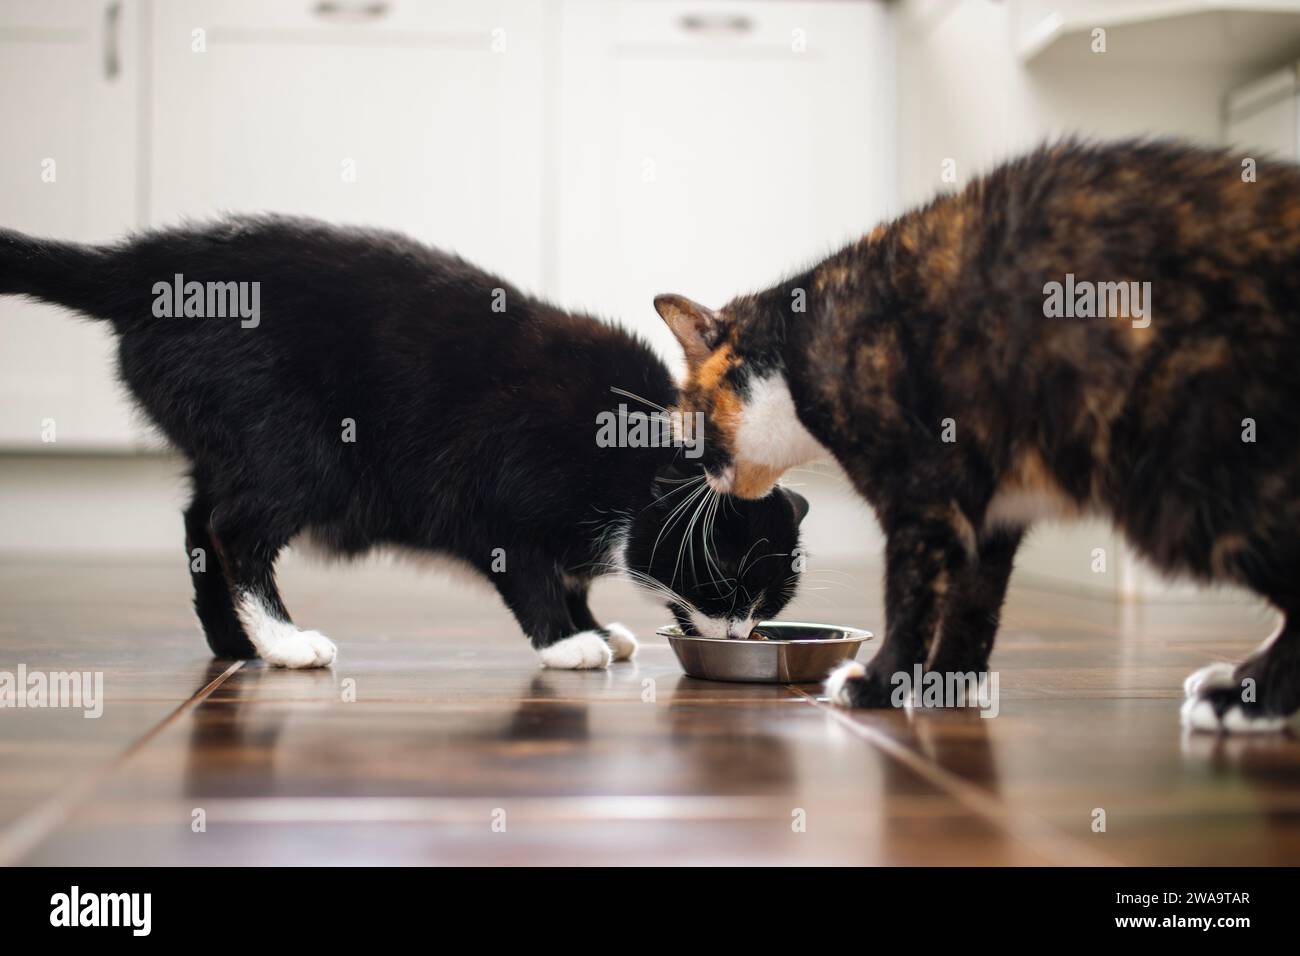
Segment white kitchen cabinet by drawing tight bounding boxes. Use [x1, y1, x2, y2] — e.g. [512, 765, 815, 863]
[554, 0, 896, 366]
[0, 0, 142, 449]
[148, 0, 546, 290]
[0, 0, 890, 451]
[1, 0, 546, 451]
[1014, 0, 1300, 67]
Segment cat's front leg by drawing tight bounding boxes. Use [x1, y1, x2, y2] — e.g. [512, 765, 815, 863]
[926, 529, 1023, 676]
[494, 567, 618, 670]
[565, 581, 637, 661]
[826, 505, 971, 708]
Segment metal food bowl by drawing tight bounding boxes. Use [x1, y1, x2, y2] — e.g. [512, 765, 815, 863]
[656, 621, 873, 684]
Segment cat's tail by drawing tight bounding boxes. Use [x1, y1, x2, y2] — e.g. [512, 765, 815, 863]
[0, 227, 120, 323]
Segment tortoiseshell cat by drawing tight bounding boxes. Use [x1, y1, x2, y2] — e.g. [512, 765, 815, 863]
[655, 139, 1300, 734]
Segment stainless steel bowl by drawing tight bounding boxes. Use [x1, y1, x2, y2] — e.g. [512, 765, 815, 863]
[656, 621, 873, 683]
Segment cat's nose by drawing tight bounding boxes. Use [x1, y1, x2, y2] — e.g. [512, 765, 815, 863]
[727, 621, 753, 639]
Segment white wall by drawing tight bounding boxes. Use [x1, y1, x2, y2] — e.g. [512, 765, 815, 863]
[893, 0, 1299, 599]
[0, 0, 895, 570]
[553, 0, 895, 365]
[895, 0, 1274, 210]
[0, 0, 144, 448]
[0, 0, 895, 452]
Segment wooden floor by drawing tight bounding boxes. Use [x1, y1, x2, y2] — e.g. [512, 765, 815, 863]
[1, 553, 1298, 866]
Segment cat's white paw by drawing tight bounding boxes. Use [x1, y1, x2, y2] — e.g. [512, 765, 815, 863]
[824, 660, 866, 707]
[604, 623, 638, 661]
[1183, 661, 1235, 698]
[259, 627, 337, 669]
[1180, 662, 1300, 734]
[236, 593, 337, 669]
[539, 630, 613, 670]
[1180, 695, 1293, 734]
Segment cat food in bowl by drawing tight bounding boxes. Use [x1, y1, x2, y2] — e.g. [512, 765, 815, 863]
[656, 621, 872, 683]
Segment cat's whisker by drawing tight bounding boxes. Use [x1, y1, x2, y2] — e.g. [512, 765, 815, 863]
[795, 567, 857, 582]
[675, 483, 716, 589]
[641, 473, 703, 516]
[701, 490, 728, 593]
[802, 568, 858, 581]
[693, 491, 720, 582]
[649, 478, 708, 567]
[609, 385, 670, 414]
[673, 488, 706, 587]
[640, 474, 706, 524]
[591, 560, 672, 596]
[602, 563, 707, 621]
[736, 536, 770, 580]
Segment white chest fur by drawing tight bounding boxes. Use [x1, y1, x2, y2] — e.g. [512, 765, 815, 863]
[734, 373, 831, 470]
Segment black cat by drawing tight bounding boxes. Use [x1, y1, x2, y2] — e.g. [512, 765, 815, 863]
[0, 215, 806, 669]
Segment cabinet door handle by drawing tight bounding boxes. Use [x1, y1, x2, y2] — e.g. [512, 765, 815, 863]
[103, 0, 121, 80]
[312, 1, 392, 21]
[679, 13, 754, 36]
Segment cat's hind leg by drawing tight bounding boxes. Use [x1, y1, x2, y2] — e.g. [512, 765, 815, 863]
[210, 502, 336, 669]
[1182, 613, 1300, 734]
[184, 489, 255, 659]
[1181, 527, 1300, 733]
[565, 580, 637, 661]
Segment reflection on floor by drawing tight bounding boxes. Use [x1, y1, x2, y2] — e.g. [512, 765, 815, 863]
[0, 553, 1296, 865]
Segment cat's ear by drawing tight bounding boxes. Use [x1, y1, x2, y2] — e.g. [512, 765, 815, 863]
[654, 294, 723, 365]
[781, 488, 810, 525]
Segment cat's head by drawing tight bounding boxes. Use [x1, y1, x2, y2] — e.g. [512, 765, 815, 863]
[654, 293, 827, 499]
[623, 468, 809, 639]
